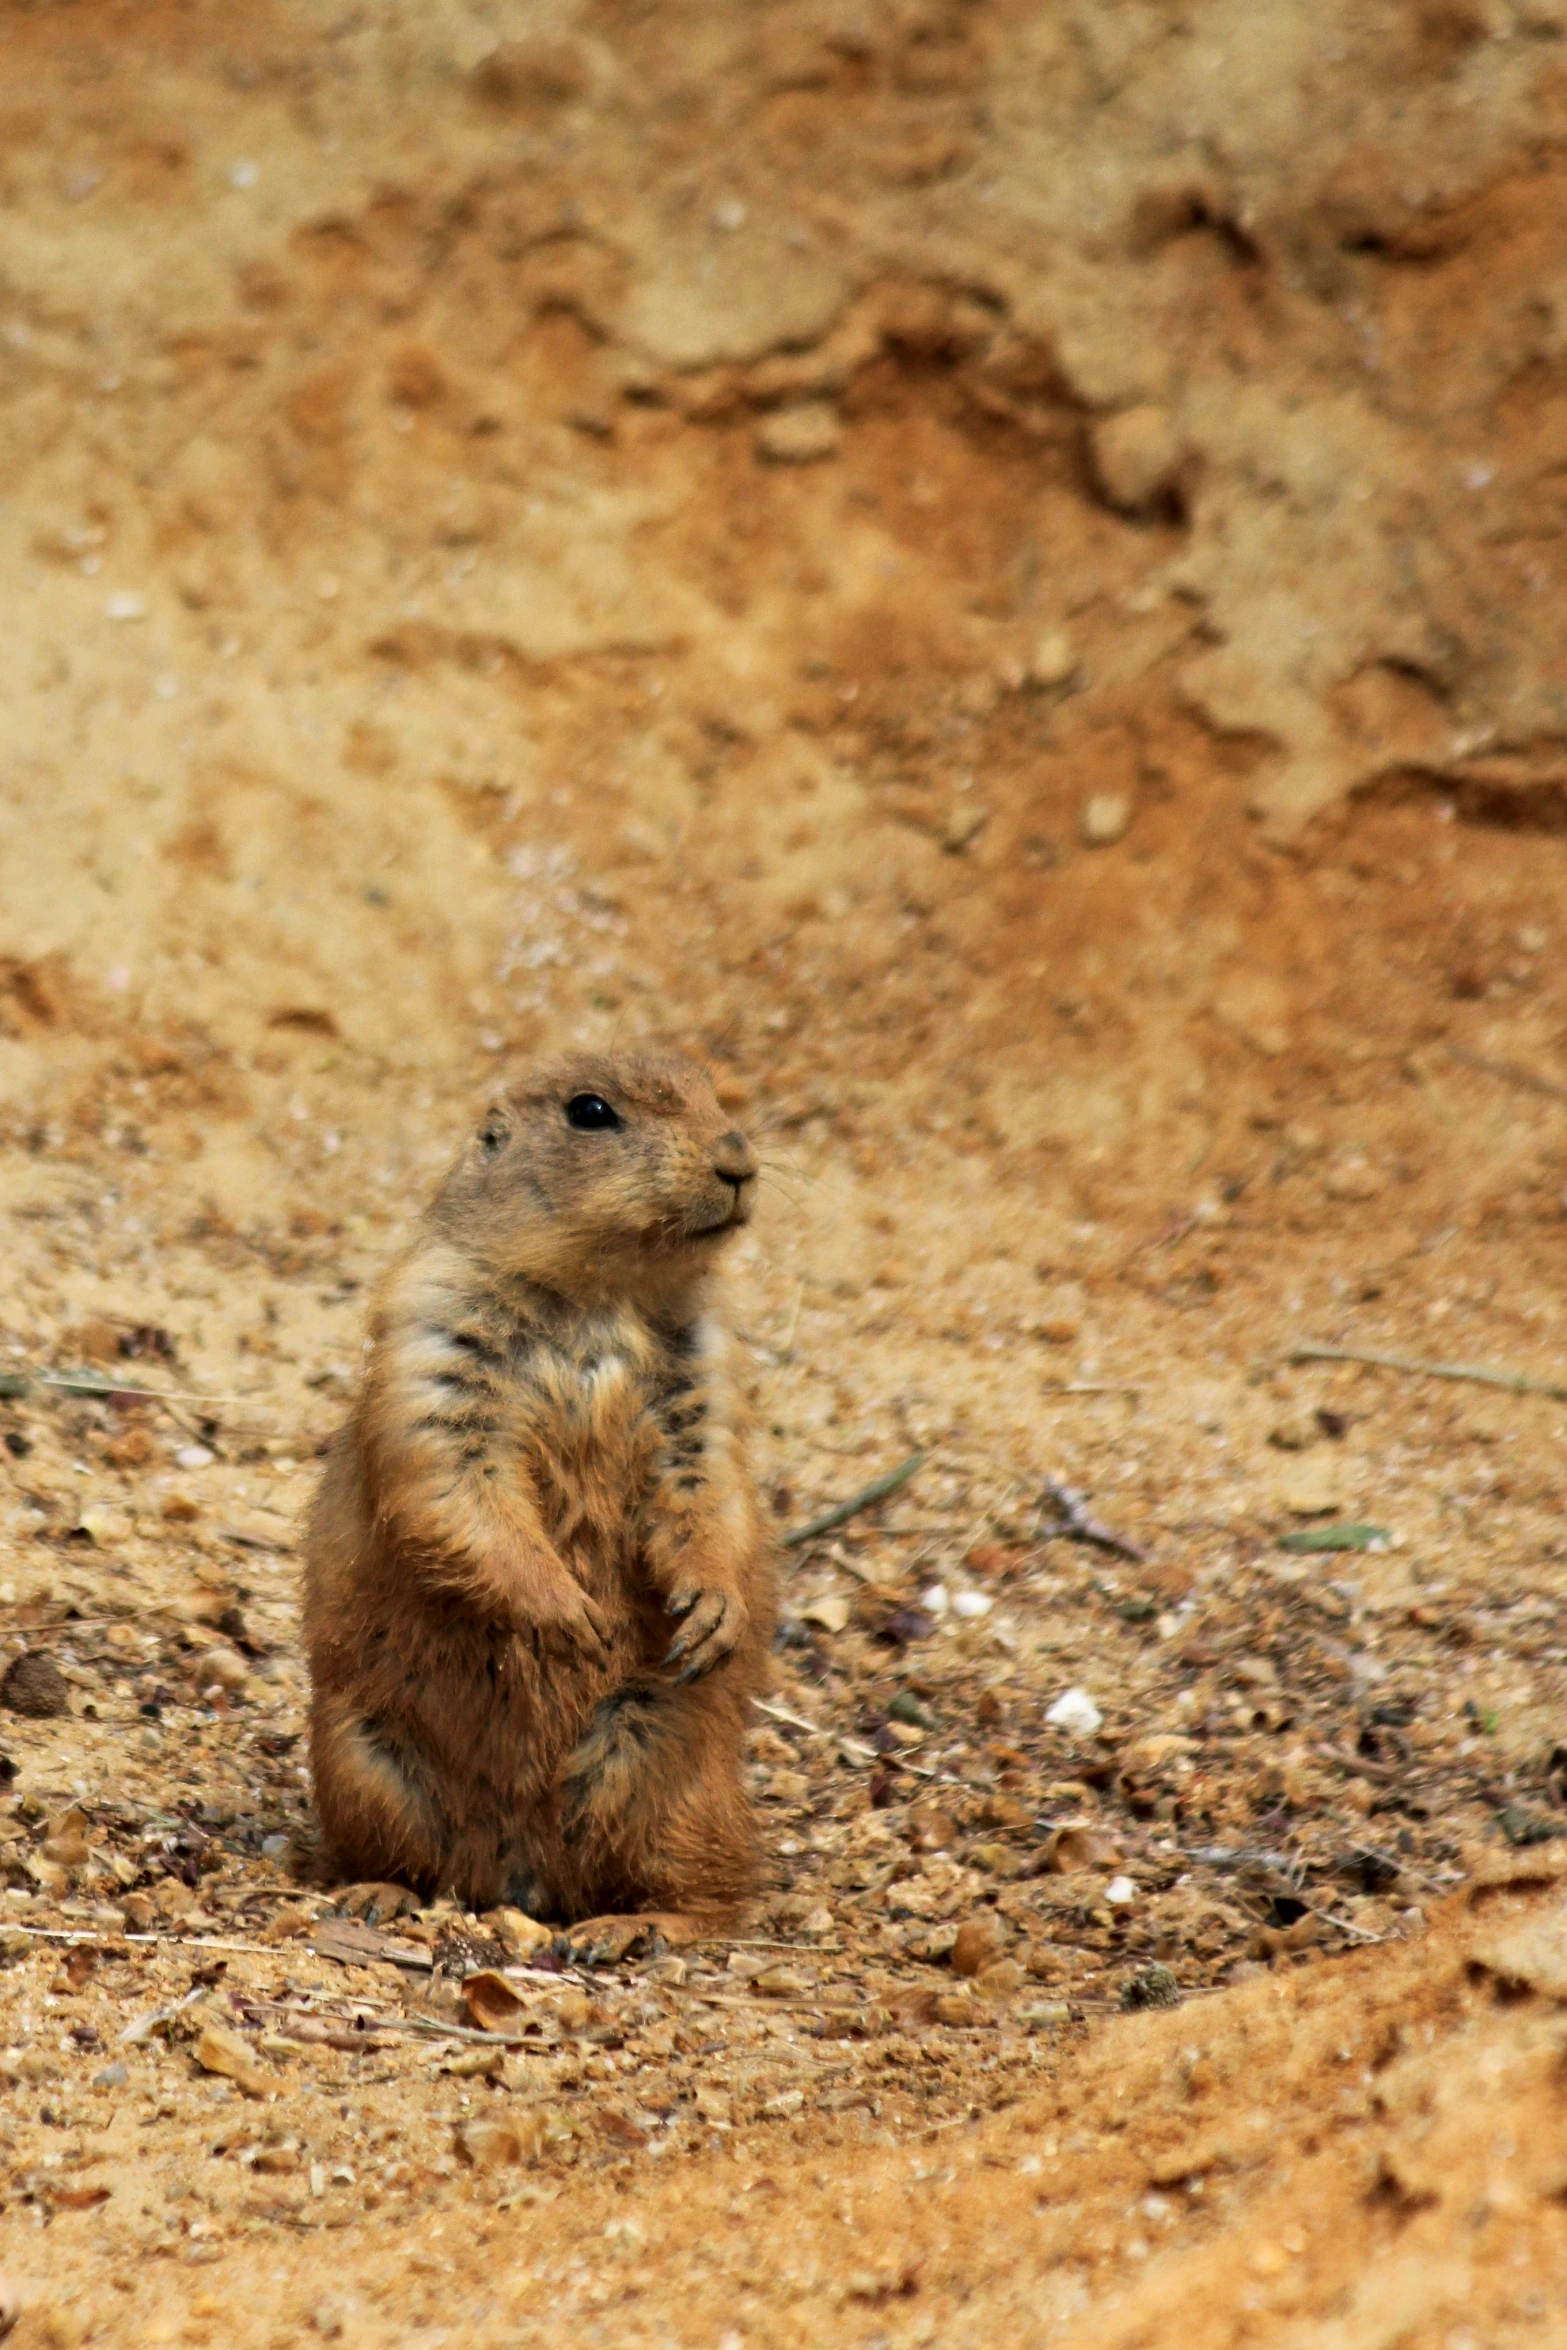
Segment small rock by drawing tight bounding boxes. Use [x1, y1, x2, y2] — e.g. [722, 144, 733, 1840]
[198, 1646, 249, 1693]
[1045, 1687, 1104, 1736]
[1323, 1156, 1387, 1203]
[192, 2023, 271, 2098]
[174, 1445, 215, 1471]
[1212, 969, 1293, 1058]
[920, 1583, 950, 1618]
[1120, 1964, 1180, 2010]
[951, 1589, 992, 1620]
[755, 403, 841, 464]
[91, 2060, 129, 2089]
[1279, 1460, 1343, 1517]
[799, 1593, 850, 1634]
[1090, 404, 1184, 514]
[1, 1653, 69, 1719]
[1079, 792, 1131, 848]
[1028, 629, 1077, 689]
[943, 801, 988, 854]
[905, 1807, 957, 1853]
[1033, 1315, 1081, 1345]
[471, 35, 593, 110]
[969, 1843, 1021, 1877]
[887, 1691, 938, 1732]
[950, 1915, 1007, 1977]
[754, 1965, 808, 1997]
[453, 2116, 524, 2171]
[1104, 1875, 1137, 1907]
[1268, 1415, 1315, 1452]
[974, 1957, 1024, 2001]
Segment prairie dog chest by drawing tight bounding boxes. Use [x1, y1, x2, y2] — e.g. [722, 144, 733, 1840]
[520, 1308, 718, 1486]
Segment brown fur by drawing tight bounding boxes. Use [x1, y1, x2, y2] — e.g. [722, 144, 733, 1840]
[302, 1049, 775, 1923]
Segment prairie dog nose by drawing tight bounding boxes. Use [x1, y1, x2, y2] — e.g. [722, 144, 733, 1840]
[712, 1130, 757, 1187]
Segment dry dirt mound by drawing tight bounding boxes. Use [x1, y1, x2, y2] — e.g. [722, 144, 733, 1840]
[1, 4, 1567, 2344]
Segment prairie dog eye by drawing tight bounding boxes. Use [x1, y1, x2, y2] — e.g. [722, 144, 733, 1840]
[478, 1117, 509, 1154]
[565, 1093, 622, 1132]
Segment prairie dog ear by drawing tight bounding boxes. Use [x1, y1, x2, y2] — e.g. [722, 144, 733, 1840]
[475, 1107, 512, 1156]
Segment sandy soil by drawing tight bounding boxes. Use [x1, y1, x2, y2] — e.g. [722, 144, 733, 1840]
[2, 4, 1567, 2344]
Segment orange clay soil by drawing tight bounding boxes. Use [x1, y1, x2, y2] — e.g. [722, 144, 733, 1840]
[1, 6, 1567, 2345]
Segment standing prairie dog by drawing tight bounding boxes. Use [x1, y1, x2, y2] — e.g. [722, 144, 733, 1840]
[303, 1050, 775, 1930]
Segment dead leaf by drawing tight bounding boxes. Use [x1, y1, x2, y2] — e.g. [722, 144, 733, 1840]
[598, 2105, 652, 2147]
[1036, 1824, 1122, 1876]
[461, 1969, 528, 2033]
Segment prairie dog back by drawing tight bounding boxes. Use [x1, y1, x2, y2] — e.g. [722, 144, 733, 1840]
[302, 1049, 775, 1924]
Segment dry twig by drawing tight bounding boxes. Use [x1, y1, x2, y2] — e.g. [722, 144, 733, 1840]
[1290, 1342, 1567, 1404]
[781, 1452, 926, 1549]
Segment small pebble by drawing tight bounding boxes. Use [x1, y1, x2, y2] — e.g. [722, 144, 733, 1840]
[920, 1583, 951, 1618]
[175, 1445, 215, 1471]
[943, 801, 988, 854]
[1279, 1461, 1343, 1517]
[1028, 629, 1077, 689]
[950, 1915, 1007, 1977]
[1104, 1875, 1137, 1907]
[1045, 1687, 1104, 1736]
[755, 403, 841, 464]
[1090, 403, 1183, 513]
[198, 1646, 249, 1692]
[1079, 792, 1132, 847]
[951, 1589, 992, 1620]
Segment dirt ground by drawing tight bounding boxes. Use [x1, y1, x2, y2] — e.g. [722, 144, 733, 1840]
[3, 3, 1567, 2343]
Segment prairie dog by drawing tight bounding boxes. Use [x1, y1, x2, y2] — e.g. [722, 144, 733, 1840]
[303, 1050, 774, 1926]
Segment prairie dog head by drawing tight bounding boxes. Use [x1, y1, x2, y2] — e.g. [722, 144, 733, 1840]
[430, 1049, 758, 1303]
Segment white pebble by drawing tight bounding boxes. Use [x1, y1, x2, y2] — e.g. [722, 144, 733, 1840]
[103, 592, 146, 622]
[1080, 792, 1131, 847]
[952, 1589, 993, 1620]
[920, 1583, 950, 1618]
[1028, 629, 1077, 689]
[1105, 1875, 1137, 1907]
[175, 1445, 215, 1472]
[1046, 1687, 1104, 1735]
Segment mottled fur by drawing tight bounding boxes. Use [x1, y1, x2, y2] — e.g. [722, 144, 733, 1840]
[303, 1050, 774, 1922]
